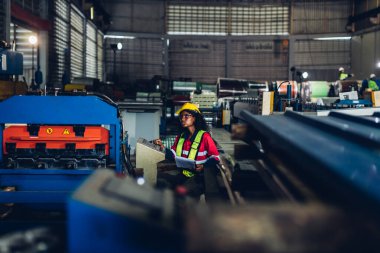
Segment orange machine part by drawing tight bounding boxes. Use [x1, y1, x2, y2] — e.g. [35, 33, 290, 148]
[3, 125, 109, 155]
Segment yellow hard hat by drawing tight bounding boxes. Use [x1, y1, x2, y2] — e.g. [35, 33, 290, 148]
[176, 102, 201, 115]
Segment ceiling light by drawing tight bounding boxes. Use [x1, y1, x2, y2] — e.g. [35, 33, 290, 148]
[104, 35, 135, 39]
[28, 35, 37, 45]
[313, 37, 351, 41]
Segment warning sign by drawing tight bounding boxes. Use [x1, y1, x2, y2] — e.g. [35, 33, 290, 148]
[63, 129, 70, 135]
[46, 128, 53, 134]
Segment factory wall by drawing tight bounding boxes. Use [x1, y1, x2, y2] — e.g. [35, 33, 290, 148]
[292, 38, 351, 81]
[350, 0, 380, 80]
[353, 0, 380, 31]
[0, 0, 10, 42]
[105, 37, 165, 86]
[230, 39, 289, 81]
[48, 1, 104, 87]
[3, 0, 360, 87]
[169, 39, 226, 83]
[104, 0, 352, 84]
[291, 0, 350, 34]
[104, 0, 165, 34]
[290, 0, 352, 81]
[352, 30, 380, 80]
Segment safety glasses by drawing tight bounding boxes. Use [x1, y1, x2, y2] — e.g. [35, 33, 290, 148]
[179, 113, 193, 120]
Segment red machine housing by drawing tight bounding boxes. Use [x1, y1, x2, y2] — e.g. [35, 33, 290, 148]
[3, 125, 110, 169]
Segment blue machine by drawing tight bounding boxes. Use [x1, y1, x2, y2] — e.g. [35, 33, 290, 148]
[68, 169, 183, 253]
[0, 48, 23, 76]
[0, 95, 123, 204]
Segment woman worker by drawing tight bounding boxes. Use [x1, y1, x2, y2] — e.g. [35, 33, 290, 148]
[154, 102, 220, 200]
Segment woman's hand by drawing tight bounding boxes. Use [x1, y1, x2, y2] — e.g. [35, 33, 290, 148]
[153, 139, 165, 150]
[195, 164, 204, 172]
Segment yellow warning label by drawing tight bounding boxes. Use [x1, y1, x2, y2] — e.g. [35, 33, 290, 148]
[46, 128, 53, 134]
[63, 129, 70, 135]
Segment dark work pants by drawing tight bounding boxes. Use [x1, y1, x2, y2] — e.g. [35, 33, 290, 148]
[156, 164, 221, 202]
[156, 170, 204, 199]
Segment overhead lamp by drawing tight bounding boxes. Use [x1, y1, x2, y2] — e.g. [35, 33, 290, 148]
[104, 35, 135, 39]
[295, 71, 309, 80]
[110, 43, 122, 52]
[90, 6, 94, 20]
[377, 61, 380, 68]
[28, 35, 37, 45]
[313, 37, 351, 41]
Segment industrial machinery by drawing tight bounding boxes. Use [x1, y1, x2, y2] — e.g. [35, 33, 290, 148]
[232, 110, 380, 209]
[0, 41, 23, 78]
[3, 125, 110, 169]
[217, 78, 248, 98]
[0, 95, 124, 204]
[0, 41, 27, 101]
[68, 169, 183, 253]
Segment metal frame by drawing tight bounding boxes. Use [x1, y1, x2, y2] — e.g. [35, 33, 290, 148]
[240, 109, 380, 211]
[0, 95, 122, 203]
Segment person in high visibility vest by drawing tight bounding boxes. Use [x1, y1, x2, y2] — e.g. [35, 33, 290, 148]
[338, 67, 354, 80]
[154, 102, 220, 200]
[368, 73, 379, 91]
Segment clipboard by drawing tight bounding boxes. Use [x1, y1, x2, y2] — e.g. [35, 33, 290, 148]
[175, 156, 196, 170]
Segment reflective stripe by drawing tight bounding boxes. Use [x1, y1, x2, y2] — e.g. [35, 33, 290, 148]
[195, 155, 220, 164]
[182, 169, 194, 177]
[197, 150, 208, 156]
[182, 150, 207, 156]
[176, 133, 185, 157]
[188, 130, 205, 159]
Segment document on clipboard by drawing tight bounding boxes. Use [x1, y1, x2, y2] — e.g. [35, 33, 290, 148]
[175, 156, 196, 170]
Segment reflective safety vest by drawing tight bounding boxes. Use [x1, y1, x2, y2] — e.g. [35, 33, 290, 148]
[176, 130, 205, 177]
[369, 80, 379, 91]
[339, 73, 348, 80]
[176, 130, 205, 160]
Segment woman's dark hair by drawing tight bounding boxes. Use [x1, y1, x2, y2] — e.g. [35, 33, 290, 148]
[178, 109, 209, 134]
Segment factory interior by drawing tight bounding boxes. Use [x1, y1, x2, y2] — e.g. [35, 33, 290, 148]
[1, 0, 380, 252]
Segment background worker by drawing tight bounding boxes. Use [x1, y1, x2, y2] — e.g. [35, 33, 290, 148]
[368, 73, 379, 91]
[154, 102, 220, 201]
[338, 67, 354, 80]
[359, 78, 369, 98]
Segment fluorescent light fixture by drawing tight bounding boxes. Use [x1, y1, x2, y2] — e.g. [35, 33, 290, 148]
[104, 35, 135, 39]
[90, 6, 94, 20]
[168, 31, 289, 36]
[167, 31, 227, 36]
[377, 61, 380, 68]
[231, 32, 289, 36]
[313, 37, 351, 40]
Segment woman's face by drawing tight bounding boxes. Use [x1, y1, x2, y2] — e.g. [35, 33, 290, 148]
[179, 111, 195, 128]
